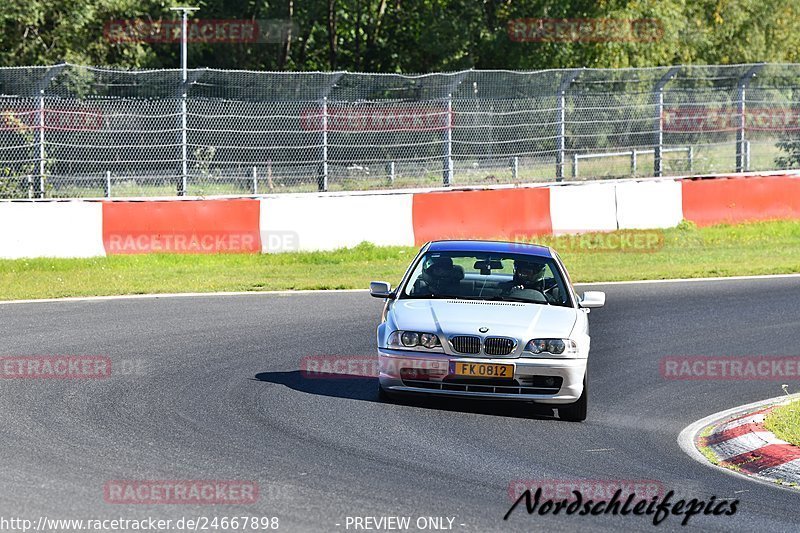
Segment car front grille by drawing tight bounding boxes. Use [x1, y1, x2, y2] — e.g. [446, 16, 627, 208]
[484, 337, 515, 356]
[401, 376, 562, 395]
[450, 335, 481, 354]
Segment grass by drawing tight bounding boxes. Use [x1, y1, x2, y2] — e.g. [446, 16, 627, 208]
[537, 219, 800, 282]
[699, 446, 722, 467]
[0, 219, 799, 301]
[765, 400, 800, 447]
[697, 424, 722, 465]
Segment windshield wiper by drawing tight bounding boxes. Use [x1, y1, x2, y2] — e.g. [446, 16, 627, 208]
[486, 295, 549, 305]
[402, 293, 460, 300]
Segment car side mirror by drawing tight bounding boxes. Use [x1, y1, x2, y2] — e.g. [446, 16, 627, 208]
[579, 291, 605, 309]
[370, 281, 394, 299]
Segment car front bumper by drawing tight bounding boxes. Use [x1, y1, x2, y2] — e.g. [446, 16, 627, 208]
[377, 348, 586, 404]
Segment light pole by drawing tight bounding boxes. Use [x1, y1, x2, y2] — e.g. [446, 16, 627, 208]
[170, 6, 199, 196]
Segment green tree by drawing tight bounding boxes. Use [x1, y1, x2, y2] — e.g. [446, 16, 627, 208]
[2, 0, 800, 72]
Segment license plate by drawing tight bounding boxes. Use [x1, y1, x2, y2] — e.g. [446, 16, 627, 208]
[453, 362, 514, 379]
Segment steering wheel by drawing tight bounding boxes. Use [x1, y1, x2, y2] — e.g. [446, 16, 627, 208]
[539, 278, 560, 304]
[505, 287, 547, 303]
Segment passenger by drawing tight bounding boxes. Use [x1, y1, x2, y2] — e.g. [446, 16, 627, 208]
[413, 256, 463, 296]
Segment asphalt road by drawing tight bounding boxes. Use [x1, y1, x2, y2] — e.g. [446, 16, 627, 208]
[1, 277, 799, 532]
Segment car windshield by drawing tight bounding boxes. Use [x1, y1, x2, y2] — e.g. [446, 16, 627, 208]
[401, 251, 572, 307]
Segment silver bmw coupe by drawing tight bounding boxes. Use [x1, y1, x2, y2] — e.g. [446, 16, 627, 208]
[370, 240, 605, 421]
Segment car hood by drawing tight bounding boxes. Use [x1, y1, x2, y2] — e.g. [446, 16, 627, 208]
[390, 298, 577, 339]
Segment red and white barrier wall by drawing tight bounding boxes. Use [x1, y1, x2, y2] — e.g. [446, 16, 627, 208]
[260, 193, 415, 251]
[0, 202, 105, 259]
[102, 198, 261, 254]
[0, 173, 798, 258]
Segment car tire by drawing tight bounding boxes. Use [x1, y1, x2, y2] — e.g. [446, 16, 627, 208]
[559, 372, 587, 422]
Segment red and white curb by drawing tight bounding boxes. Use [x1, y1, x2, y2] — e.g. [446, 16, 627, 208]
[679, 394, 800, 490]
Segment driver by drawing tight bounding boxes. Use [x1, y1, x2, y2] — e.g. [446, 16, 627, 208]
[501, 259, 547, 292]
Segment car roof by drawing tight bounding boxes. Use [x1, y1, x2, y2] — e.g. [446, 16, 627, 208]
[426, 240, 553, 258]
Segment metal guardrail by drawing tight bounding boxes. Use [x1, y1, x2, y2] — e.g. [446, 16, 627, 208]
[572, 147, 694, 178]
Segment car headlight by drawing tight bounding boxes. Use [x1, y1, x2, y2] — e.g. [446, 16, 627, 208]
[401, 331, 419, 347]
[523, 338, 577, 356]
[387, 330, 443, 352]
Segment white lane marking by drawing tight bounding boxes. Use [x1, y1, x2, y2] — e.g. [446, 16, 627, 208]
[678, 393, 800, 492]
[0, 289, 367, 306]
[0, 272, 798, 305]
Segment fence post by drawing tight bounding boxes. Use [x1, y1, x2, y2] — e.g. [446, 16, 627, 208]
[572, 153, 578, 179]
[443, 94, 453, 186]
[556, 70, 581, 182]
[512, 156, 519, 181]
[38, 89, 45, 198]
[655, 87, 664, 177]
[105, 170, 111, 198]
[174, 69, 203, 197]
[557, 90, 567, 182]
[745, 140, 751, 171]
[688, 146, 694, 174]
[252, 166, 258, 195]
[736, 64, 764, 173]
[180, 92, 188, 196]
[319, 96, 328, 191]
[31, 64, 65, 198]
[631, 150, 637, 176]
[654, 67, 680, 178]
[387, 161, 395, 184]
[736, 83, 746, 173]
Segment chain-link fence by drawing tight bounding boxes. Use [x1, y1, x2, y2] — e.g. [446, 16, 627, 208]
[2, 63, 800, 198]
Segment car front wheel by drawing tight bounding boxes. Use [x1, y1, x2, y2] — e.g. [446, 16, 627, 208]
[559, 372, 587, 422]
